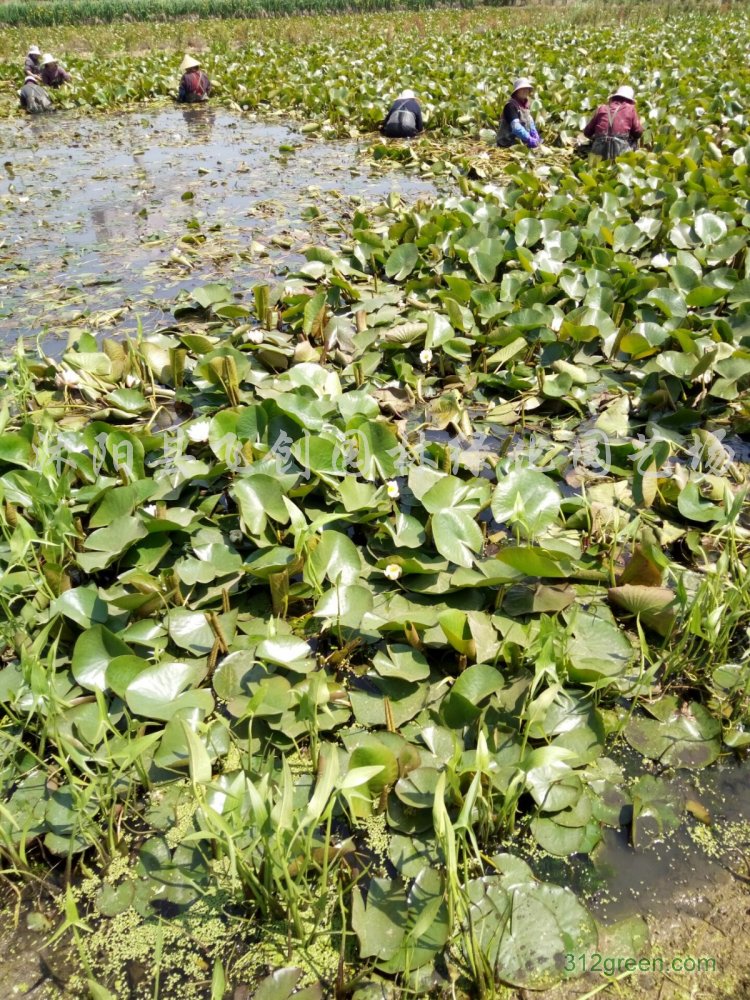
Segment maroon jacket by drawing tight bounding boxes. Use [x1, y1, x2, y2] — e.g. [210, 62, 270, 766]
[178, 69, 211, 103]
[41, 64, 72, 88]
[584, 99, 643, 142]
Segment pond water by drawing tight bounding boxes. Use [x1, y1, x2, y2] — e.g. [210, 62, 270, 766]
[570, 754, 749, 921]
[0, 106, 436, 352]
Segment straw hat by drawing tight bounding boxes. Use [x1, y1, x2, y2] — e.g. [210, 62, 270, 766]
[398, 89, 416, 100]
[28, 45, 41, 56]
[41, 53, 57, 67]
[180, 54, 201, 72]
[511, 77, 534, 95]
[611, 84, 635, 102]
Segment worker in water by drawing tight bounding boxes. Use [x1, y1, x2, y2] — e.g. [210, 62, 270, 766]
[24, 45, 42, 77]
[496, 77, 541, 149]
[19, 74, 53, 114]
[40, 54, 72, 88]
[177, 54, 211, 104]
[582, 84, 643, 159]
[380, 89, 424, 139]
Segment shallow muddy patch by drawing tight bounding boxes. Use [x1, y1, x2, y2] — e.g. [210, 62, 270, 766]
[0, 107, 436, 353]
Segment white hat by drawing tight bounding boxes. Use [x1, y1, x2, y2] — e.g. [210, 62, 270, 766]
[398, 89, 416, 100]
[28, 45, 41, 56]
[41, 53, 56, 67]
[180, 54, 201, 72]
[512, 77, 534, 94]
[24, 74, 39, 83]
[611, 84, 635, 102]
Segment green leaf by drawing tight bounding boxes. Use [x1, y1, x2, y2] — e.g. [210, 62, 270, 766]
[305, 530, 362, 586]
[442, 663, 502, 727]
[384, 244, 419, 280]
[71, 625, 133, 692]
[372, 644, 430, 682]
[625, 701, 721, 769]
[233, 475, 290, 536]
[465, 869, 597, 988]
[492, 469, 561, 537]
[51, 586, 109, 629]
[125, 661, 214, 721]
[431, 509, 483, 568]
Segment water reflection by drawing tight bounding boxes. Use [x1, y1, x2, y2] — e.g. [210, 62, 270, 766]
[180, 106, 216, 142]
[0, 107, 438, 353]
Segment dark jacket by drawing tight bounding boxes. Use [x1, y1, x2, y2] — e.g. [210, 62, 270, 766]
[19, 80, 53, 114]
[41, 64, 72, 88]
[178, 69, 211, 103]
[584, 99, 643, 144]
[381, 98, 424, 138]
[24, 55, 42, 77]
[497, 97, 539, 148]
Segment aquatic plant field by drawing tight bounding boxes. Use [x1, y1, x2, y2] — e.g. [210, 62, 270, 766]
[0, 2, 749, 998]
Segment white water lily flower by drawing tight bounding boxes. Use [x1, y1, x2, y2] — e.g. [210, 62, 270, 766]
[186, 418, 211, 443]
[55, 368, 80, 388]
[383, 564, 402, 581]
[386, 480, 400, 499]
[651, 253, 671, 268]
[419, 349, 433, 366]
[245, 329, 264, 345]
[143, 504, 157, 516]
[124, 373, 141, 388]
[229, 529, 243, 545]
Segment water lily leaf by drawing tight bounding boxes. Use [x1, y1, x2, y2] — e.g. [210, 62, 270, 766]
[71, 625, 133, 692]
[494, 546, 571, 578]
[566, 612, 635, 682]
[385, 244, 419, 280]
[233, 475, 290, 536]
[442, 663, 502, 728]
[314, 584, 374, 627]
[106, 655, 151, 699]
[372, 644, 430, 682]
[51, 586, 109, 629]
[191, 283, 232, 309]
[431, 509, 482, 568]
[693, 212, 727, 245]
[125, 661, 213, 721]
[492, 469, 561, 537]
[349, 742, 399, 795]
[607, 585, 676, 636]
[305, 530, 362, 586]
[677, 480, 725, 523]
[532, 816, 601, 856]
[256, 635, 315, 673]
[624, 701, 721, 769]
[395, 767, 440, 809]
[465, 871, 597, 989]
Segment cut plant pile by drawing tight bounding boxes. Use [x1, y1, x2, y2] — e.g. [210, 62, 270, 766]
[0, 3, 749, 998]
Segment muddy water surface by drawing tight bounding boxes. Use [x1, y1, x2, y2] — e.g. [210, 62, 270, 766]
[0, 107, 436, 351]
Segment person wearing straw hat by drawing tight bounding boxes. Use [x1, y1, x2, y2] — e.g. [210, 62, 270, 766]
[19, 73, 53, 114]
[496, 77, 541, 149]
[40, 54, 72, 88]
[24, 45, 42, 78]
[380, 88, 424, 139]
[583, 84, 643, 159]
[178, 54, 211, 104]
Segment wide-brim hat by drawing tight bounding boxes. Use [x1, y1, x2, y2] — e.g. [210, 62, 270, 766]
[28, 45, 41, 56]
[41, 53, 56, 66]
[398, 89, 416, 100]
[611, 84, 635, 103]
[511, 77, 534, 95]
[180, 54, 201, 72]
[24, 74, 40, 83]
